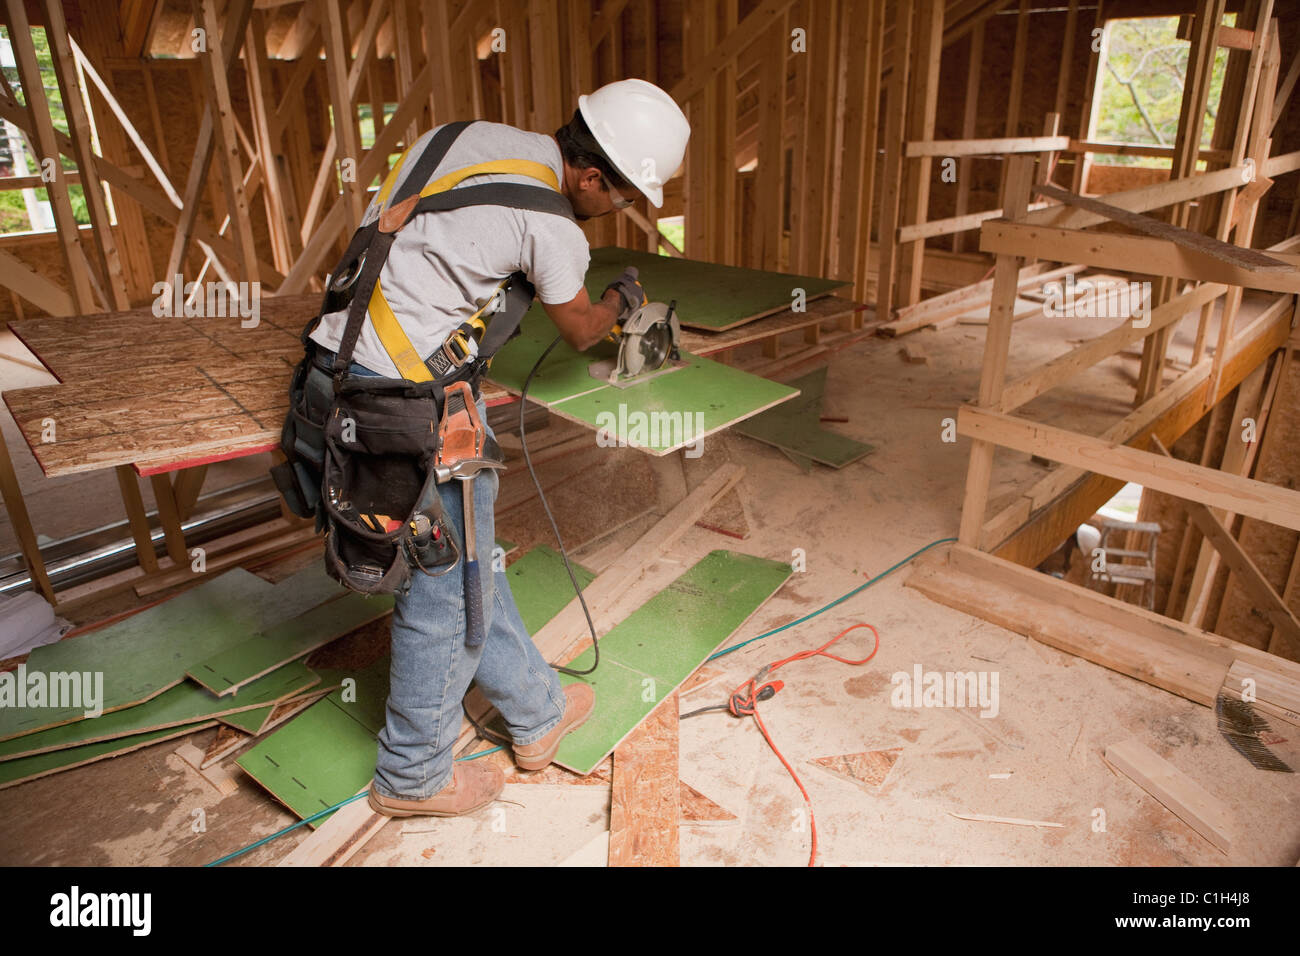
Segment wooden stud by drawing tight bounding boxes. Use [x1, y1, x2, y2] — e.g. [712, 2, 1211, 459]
[4, 0, 97, 312]
[874, 0, 914, 322]
[957, 154, 1035, 546]
[896, 0, 946, 307]
[951, 22, 982, 254]
[40, 0, 130, 311]
[1004, 0, 1030, 137]
[754, 9, 787, 272]
[192, 0, 260, 282]
[320, 0, 365, 234]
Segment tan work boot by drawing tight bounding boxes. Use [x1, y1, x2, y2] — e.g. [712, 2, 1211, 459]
[513, 684, 596, 771]
[367, 761, 504, 817]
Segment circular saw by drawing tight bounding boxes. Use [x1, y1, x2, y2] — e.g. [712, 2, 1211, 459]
[612, 300, 681, 381]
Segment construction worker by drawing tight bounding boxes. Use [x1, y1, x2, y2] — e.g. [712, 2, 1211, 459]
[306, 79, 691, 817]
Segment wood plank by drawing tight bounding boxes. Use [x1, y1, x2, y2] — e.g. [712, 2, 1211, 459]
[904, 136, 1069, 158]
[880, 262, 1075, 336]
[1021, 163, 1256, 229]
[906, 550, 1226, 705]
[608, 693, 679, 866]
[1032, 182, 1291, 273]
[959, 405, 1300, 531]
[996, 282, 1228, 413]
[979, 221, 1300, 294]
[1105, 738, 1232, 854]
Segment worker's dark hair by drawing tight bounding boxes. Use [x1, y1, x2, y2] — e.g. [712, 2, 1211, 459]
[555, 109, 630, 190]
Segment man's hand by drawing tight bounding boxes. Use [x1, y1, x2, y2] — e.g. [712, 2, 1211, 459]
[603, 267, 647, 322]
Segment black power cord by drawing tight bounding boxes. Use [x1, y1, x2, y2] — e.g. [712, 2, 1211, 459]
[519, 334, 600, 677]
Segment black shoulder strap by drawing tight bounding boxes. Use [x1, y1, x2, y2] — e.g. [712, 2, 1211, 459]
[331, 122, 474, 380]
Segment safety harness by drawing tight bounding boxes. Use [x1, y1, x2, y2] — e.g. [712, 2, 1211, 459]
[272, 120, 576, 596]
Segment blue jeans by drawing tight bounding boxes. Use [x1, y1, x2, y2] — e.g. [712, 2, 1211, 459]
[339, 359, 566, 799]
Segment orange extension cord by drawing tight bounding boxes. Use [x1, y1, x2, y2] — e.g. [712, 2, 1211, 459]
[724, 623, 881, 867]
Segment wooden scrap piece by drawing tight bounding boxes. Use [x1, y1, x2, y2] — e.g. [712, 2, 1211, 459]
[679, 780, 738, 825]
[1104, 738, 1233, 854]
[174, 741, 239, 796]
[950, 812, 1063, 828]
[810, 748, 903, 793]
[608, 693, 679, 867]
[899, 343, 929, 365]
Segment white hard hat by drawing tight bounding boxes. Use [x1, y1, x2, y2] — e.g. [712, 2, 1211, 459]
[578, 78, 690, 208]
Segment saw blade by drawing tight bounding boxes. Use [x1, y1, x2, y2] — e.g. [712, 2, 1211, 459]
[637, 321, 673, 372]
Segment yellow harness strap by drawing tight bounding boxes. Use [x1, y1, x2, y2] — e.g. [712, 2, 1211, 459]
[366, 158, 560, 382]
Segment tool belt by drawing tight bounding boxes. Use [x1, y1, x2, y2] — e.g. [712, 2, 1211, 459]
[271, 120, 576, 596]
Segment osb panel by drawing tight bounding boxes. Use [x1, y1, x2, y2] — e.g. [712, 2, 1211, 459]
[4, 294, 319, 476]
[608, 692, 679, 867]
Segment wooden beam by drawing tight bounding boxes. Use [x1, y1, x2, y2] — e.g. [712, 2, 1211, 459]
[873, 0, 914, 321]
[1152, 437, 1300, 658]
[192, 0, 260, 283]
[951, 22, 982, 254]
[979, 221, 1300, 294]
[163, 0, 256, 286]
[1022, 163, 1256, 230]
[1004, 0, 1029, 136]
[40, 0, 130, 311]
[1105, 739, 1232, 855]
[4, 0, 97, 312]
[1031, 182, 1291, 273]
[320, 0, 365, 234]
[0, 249, 75, 316]
[896, 0, 944, 307]
[753, 9, 786, 272]
[958, 405, 1300, 532]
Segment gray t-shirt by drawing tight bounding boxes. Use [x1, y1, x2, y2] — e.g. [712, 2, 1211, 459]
[310, 121, 590, 377]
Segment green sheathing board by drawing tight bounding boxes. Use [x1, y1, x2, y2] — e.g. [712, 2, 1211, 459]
[0, 720, 218, 790]
[579, 247, 848, 331]
[187, 592, 394, 695]
[554, 550, 791, 775]
[733, 367, 874, 468]
[0, 661, 318, 761]
[490, 310, 799, 455]
[218, 667, 352, 734]
[237, 550, 594, 822]
[505, 545, 595, 635]
[0, 564, 346, 742]
[237, 660, 389, 823]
